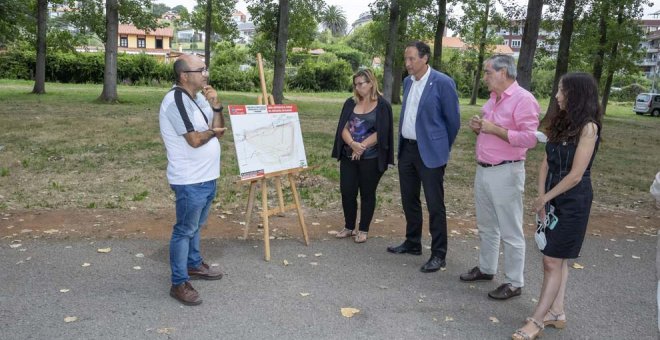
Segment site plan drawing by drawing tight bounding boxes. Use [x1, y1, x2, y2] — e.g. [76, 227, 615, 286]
[228, 104, 308, 180]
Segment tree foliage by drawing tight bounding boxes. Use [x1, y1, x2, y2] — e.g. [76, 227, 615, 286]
[188, 0, 238, 42]
[247, 0, 325, 61]
[321, 5, 347, 37]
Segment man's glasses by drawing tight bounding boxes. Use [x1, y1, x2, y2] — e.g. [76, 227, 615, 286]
[184, 69, 209, 76]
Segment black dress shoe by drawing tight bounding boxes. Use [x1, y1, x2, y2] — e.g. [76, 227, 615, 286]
[387, 242, 422, 255]
[459, 266, 494, 282]
[488, 283, 522, 300]
[420, 256, 446, 273]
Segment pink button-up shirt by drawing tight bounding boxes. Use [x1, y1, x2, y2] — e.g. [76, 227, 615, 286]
[476, 81, 539, 165]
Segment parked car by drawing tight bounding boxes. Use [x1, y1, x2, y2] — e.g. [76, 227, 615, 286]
[634, 93, 660, 117]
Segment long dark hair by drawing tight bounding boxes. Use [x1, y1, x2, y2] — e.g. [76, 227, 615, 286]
[547, 72, 603, 143]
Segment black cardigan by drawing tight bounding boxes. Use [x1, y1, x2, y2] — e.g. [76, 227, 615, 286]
[331, 95, 394, 172]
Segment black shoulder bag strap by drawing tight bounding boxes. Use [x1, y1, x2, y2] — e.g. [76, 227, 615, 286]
[168, 87, 208, 132]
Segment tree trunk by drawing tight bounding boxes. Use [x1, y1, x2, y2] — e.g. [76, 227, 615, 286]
[272, 0, 289, 104]
[391, 5, 409, 105]
[204, 0, 212, 68]
[431, 0, 447, 70]
[99, 0, 119, 103]
[32, 0, 48, 94]
[592, 0, 609, 86]
[601, 4, 624, 114]
[544, 0, 576, 121]
[382, 0, 399, 103]
[470, 0, 490, 106]
[516, 0, 543, 90]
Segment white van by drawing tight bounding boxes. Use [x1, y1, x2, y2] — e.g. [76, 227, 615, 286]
[634, 93, 660, 117]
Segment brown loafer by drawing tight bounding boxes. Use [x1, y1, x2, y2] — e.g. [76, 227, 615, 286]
[188, 262, 223, 280]
[488, 283, 522, 300]
[460, 266, 494, 282]
[170, 281, 202, 306]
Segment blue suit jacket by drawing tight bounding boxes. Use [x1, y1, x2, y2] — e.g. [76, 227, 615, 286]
[398, 67, 461, 168]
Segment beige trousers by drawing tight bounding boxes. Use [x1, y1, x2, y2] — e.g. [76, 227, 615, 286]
[474, 161, 526, 288]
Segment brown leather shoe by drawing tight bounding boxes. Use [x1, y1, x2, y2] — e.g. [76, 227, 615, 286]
[170, 281, 202, 306]
[188, 262, 223, 280]
[460, 266, 494, 282]
[488, 283, 522, 300]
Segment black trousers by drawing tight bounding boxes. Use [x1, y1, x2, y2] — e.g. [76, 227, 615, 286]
[398, 140, 448, 258]
[340, 157, 384, 232]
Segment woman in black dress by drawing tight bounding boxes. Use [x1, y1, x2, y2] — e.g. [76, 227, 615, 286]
[331, 69, 394, 243]
[513, 73, 602, 340]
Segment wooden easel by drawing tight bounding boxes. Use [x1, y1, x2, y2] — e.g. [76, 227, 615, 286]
[240, 53, 310, 261]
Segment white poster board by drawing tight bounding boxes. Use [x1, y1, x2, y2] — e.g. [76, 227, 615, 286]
[228, 104, 308, 180]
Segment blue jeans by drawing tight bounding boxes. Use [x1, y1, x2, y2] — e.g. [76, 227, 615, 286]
[169, 179, 216, 285]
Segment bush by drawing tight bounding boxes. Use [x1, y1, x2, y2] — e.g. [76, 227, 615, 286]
[609, 83, 646, 102]
[0, 50, 35, 79]
[318, 44, 366, 71]
[288, 52, 311, 66]
[209, 64, 255, 92]
[288, 59, 352, 92]
[0, 50, 173, 85]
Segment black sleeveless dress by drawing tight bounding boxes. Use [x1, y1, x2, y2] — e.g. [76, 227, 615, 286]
[541, 135, 600, 259]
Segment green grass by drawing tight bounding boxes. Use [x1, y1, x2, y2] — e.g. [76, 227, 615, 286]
[0, 79, 658, 215]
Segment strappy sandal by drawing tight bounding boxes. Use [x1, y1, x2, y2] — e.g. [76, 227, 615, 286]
[335, 228, 356, 239]
[512, 317, 544, 340]
[354, 231, 368, 243]
[543, 310, 566, 329]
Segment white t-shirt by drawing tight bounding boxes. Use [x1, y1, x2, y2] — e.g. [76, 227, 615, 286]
[159, 86, 221, 185]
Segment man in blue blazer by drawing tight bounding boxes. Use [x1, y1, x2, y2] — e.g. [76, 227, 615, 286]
[387, 41, 461, 273]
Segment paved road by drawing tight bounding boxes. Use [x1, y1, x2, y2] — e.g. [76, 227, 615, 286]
[1, 233, 656, 339]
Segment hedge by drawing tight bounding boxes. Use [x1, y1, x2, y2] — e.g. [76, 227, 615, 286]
[0, 50, 172, 85]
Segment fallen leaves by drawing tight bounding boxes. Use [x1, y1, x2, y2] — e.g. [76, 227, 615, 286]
[97, 247, 111, 253]
[64, 316, 78, 323]
[282, 260, 289, 266]
[133, 266, 142, 270]
[340, 307, 360, 318]
[59, 289, 70, 293]
[81, 263, 91, 267]
[489, 316, 500, 323]
[299, 292, 310, 297]
[157, 327, 175, 335]
[571, 263, 584, 269]
[632, 255, 641, 259]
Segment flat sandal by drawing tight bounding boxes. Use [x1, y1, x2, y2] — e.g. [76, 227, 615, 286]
[354, 231, 368, 243]
[512, 317, 544, 340]
[543, 310, 566, 329]
[335, 228, 356, 239]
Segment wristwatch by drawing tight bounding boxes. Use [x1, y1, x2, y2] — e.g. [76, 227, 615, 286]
[212, 105, 223, 113]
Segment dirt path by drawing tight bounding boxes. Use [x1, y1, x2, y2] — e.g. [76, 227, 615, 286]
[1, 205, 657, 242]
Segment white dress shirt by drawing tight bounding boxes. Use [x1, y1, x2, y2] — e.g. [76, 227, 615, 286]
[401, 66, 431, 140]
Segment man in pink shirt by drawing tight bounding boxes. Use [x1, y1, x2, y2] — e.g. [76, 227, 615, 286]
[459, 55, 540, 301]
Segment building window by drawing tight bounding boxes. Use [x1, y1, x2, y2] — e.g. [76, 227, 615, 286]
[512, 26, 520, 35]
[155, 37, 163, 49]
[511, 40, 521, 48]
[137, 37, 146, 48]
[120, 36, 128, 47]
[504, 40, 509, 46]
